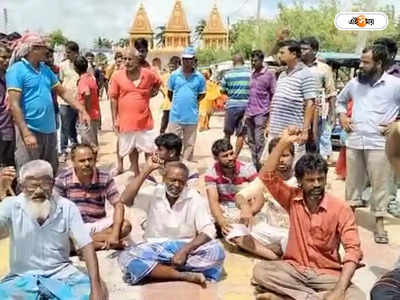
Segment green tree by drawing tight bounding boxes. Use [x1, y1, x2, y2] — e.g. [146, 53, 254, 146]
[196, 48, 231, 66]
[155, 26, 166, 47]
[228, 0, 400, 56]
[229, 20, 257, 59]
[194, 19, 207, 42]
[48, 29, 68, 47]
[93, 37, 113, 49]
[116, 38, 130, 48]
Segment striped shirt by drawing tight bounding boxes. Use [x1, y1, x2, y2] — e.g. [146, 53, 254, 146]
[204, 161, 258, 203]
[54, 167, 120, 223]
[336, 72, 400, 150]
[220, 66, 251, 109]
[269, 62, 317, 137]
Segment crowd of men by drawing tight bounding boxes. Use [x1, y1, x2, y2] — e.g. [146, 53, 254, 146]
[0, 30, 400, 299]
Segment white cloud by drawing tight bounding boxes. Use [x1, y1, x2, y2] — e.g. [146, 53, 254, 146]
[2, 0, 399, 48]
[2, 0, 285, 47]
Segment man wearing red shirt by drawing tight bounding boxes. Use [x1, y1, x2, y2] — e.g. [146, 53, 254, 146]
[109, 48, 161, 176]
[253, 127, 364, 300]
[74, 56, 100, 147]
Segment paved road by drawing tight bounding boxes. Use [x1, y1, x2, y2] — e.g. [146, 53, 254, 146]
[1, 94, 399, 299]
[95, 94, 400, 299]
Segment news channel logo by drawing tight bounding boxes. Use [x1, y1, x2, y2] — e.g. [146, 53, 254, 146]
[335, 12, 388, 31]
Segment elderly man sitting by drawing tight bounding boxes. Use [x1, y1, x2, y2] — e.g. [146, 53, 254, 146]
[118, 160, 225, 285]
[55, 143, 131, 250]
[0, 160, 106, 300]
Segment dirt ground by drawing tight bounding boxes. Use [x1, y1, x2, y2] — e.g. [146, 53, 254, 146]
[1, 94, 400, 299]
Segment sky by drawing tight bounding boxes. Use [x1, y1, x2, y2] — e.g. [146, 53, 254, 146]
[2, 0, 400, 48]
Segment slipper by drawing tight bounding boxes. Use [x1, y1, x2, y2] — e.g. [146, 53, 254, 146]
[374, 230, 389, 244]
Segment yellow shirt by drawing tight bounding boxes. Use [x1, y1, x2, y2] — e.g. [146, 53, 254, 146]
[199, 80, 221, 114]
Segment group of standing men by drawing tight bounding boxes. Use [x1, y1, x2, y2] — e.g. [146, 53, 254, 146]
[1, 29, 400, 300]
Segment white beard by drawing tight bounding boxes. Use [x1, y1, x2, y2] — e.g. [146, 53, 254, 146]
[25, 198, 52, 222]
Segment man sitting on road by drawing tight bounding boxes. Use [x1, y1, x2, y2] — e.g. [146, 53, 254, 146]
[233, 137, 297, 258]
[119, 133, 200, 213]
[252, 127, 364, 300]
[205, 138, 284, 260]
[118, 161, 225, 286]
[55, 143, 131, 250]
[0, 160, 106, 299]
[142, 133, 199, 189]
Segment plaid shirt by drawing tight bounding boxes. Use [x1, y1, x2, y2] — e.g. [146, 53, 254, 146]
[204, 161, 258, 203]
[54, 167, 120, 223]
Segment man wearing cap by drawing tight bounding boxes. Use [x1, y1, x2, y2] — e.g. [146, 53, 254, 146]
[167, 47, 206, 161]
[6, 33, 90, 175]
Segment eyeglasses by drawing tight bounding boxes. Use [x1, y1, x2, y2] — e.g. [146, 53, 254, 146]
[24, 179, 53, 191]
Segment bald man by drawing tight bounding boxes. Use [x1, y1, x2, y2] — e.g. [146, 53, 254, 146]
[109, 48, 161, 176]
[220, 55, 251, 157]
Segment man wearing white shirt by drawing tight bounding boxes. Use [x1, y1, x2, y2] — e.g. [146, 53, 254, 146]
[59, 41, 80, 161]
[118, 160, 225, 286]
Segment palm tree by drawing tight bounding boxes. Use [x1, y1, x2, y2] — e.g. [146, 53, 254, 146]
[155, 26, 166, 47]
[117, 38, 130, 48]
[194, 19, 207, 42]
[93, 37, 113, 49]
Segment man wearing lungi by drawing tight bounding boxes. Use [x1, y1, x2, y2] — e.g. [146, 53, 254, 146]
[118, 161, 225, 286]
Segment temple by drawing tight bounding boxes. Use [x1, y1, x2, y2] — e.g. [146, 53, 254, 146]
[202, 4, 228, 49]
[164, 0, 191, 49]
[128, 1, 229, 63]
[129, 3, 154, 49]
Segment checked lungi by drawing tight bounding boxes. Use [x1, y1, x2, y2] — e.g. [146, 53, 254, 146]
[118, 239, 225, 285]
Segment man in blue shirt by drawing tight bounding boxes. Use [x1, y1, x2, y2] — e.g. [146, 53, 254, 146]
[167, 47, 206, 161]
[6, 33, 90, 175]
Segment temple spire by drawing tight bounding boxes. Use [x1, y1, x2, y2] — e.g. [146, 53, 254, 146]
[166, 0, 190, 32]
[202, 2, 228, 49]
[164, 0, 191, 49]
[129, 2, 154, 48]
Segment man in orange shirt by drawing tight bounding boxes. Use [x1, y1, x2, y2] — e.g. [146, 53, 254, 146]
[109, 48, 161, 176]
[252, 127, 364, 300]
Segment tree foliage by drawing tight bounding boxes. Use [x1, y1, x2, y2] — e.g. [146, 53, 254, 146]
[228, 0, 400, 56]
[194, 19, 207, 42]
[116, 38, 130, 48]
[93, 37, 113, 49]
[48, 29, 68, 47]
[196, 48, 231, 66]
[155, 26, 166, 47]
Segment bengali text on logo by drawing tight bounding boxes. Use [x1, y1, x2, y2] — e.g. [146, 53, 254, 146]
[334, 12, 388, 31]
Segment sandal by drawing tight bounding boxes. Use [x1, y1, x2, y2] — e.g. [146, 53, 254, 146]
[374, 230, 389, 244]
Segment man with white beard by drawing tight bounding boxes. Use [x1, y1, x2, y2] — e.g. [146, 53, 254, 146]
[0, 160, 107, 300]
